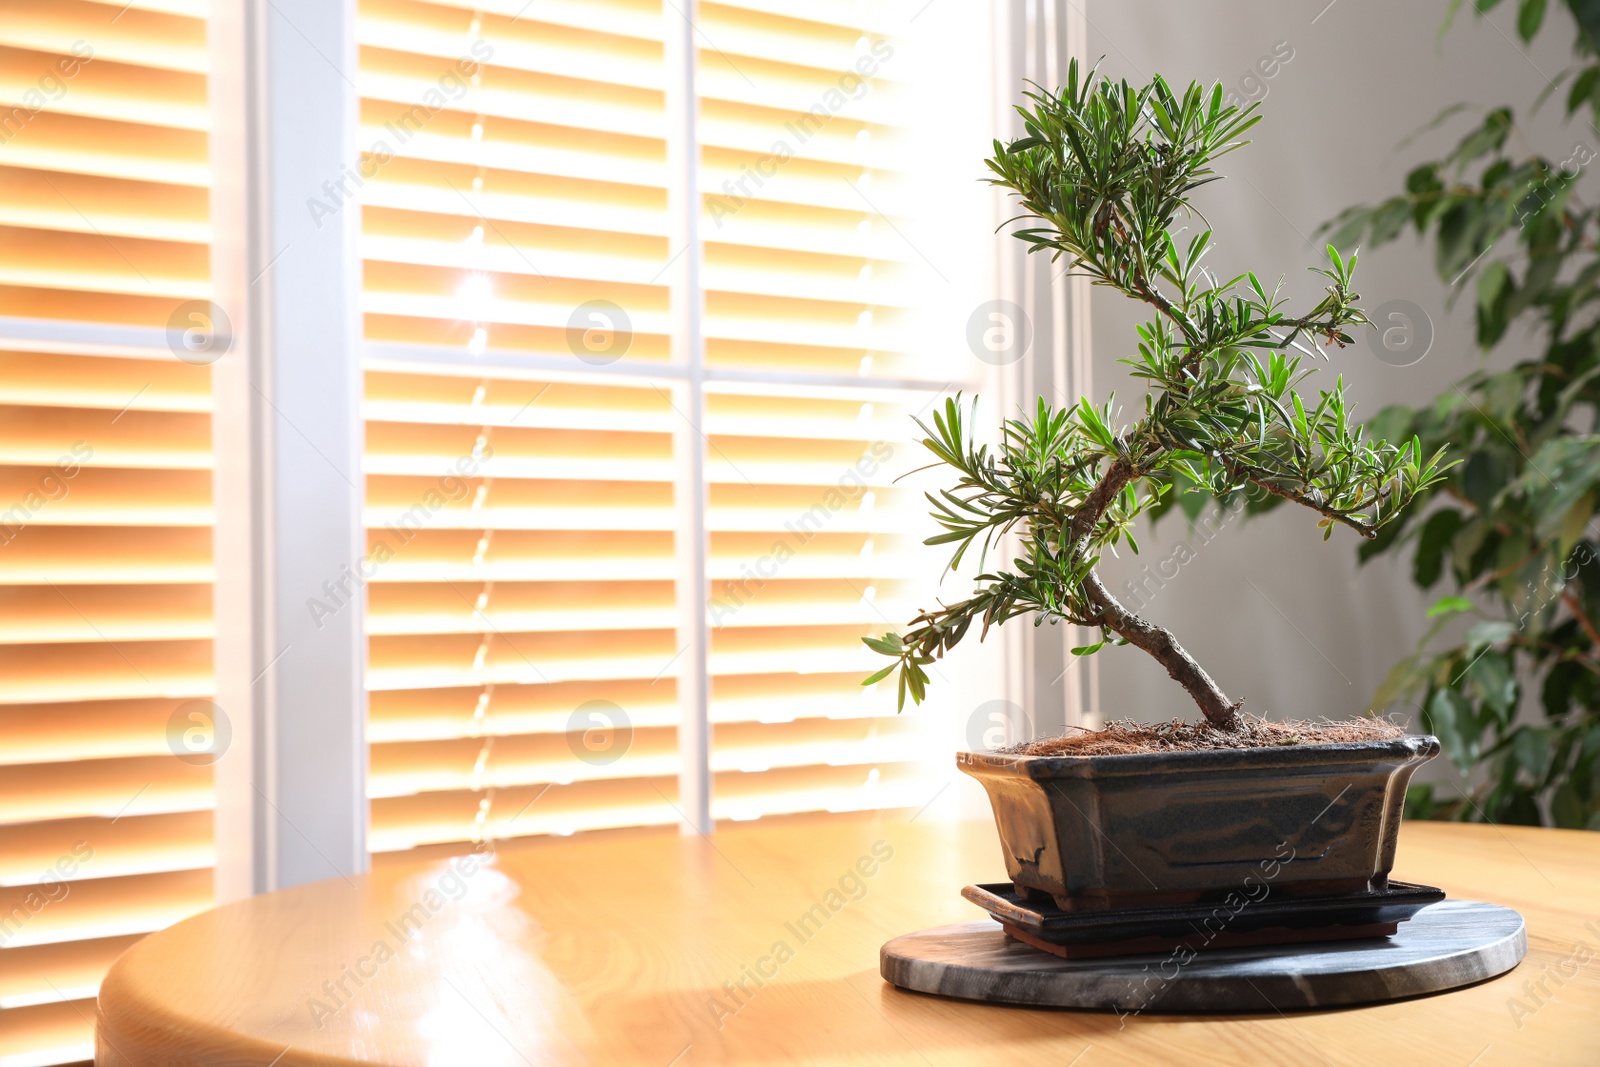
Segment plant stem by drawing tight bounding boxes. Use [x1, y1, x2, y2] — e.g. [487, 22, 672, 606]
[1221, 460, 1381, 539]
[1068, 456, 1135, 542]
[1082, 573, 1241, 729]
[1068, 454, 1241, 729]
[1562, 589, 1600, 652]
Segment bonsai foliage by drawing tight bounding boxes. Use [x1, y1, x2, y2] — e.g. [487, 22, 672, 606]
[1324, 0, 1600, 828]
[863, 61, 1449, 730]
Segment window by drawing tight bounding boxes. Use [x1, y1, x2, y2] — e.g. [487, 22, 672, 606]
[0, 1, 214, 1062]
[355, 0, 995, 856]
[0, 1, 1005, 1059]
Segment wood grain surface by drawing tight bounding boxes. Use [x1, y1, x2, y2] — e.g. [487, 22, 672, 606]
[94, 814, 1600, 1066]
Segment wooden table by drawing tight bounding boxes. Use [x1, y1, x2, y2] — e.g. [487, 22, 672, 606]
[95, 814, 1600, 1065]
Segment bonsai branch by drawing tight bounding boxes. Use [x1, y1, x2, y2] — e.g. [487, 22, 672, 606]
[1224, 462, 1383, 540]
[1068, 454, 1244, 730]
[1080, 572, 1241, 730]
[1249, 480, 1377, 538]
[1069, 455, 1136, 543]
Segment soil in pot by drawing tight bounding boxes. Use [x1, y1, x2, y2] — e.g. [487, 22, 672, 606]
[999, 714, 1405, 757]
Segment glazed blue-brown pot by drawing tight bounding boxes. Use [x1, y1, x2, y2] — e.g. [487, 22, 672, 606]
[957, 736, 1439, 911]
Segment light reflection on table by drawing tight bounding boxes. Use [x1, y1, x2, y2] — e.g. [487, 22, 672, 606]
[94, 813, 1600, 1066]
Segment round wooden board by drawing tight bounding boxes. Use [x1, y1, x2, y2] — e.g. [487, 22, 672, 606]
[880, 900, 1526, 1012]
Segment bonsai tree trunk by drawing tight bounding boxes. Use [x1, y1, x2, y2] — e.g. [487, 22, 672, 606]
[1082, 572, 1241, 730]
[1072, 458, 1241, 731]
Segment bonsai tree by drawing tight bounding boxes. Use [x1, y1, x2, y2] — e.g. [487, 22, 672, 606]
[863, 61, 1451, 734]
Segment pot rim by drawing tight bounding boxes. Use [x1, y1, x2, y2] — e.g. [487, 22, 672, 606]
[957, 734, 1440, 779]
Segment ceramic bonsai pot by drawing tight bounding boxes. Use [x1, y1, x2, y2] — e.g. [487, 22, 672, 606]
[958, 735, 1439, 911]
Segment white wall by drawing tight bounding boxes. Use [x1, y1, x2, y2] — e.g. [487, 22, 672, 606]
[1065, 0, 1576, 729]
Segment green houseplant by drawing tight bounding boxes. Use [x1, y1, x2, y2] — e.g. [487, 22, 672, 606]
[862, 62, 1448, 910]
[1323, 0, 1600, 831]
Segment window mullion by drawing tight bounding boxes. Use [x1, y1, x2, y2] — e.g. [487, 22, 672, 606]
[209, 0, 369, 896]
[665, 0, 712, 835]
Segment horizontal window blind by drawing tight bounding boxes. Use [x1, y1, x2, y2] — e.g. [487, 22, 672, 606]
[695, 1, 951, 821]
[358, 0, 971, 859]
[703, 389, 940, 820]
[0, 2, 213, 1064]
[358, 0, 683, 853]
[362, 373, 688, 848]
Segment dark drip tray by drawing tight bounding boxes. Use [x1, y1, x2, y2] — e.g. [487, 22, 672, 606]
[962, 880, 1446, 958]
